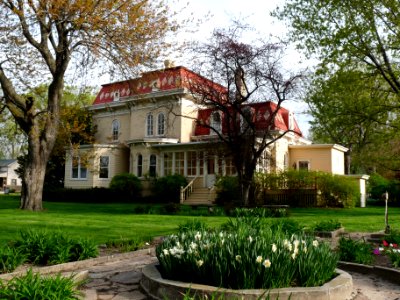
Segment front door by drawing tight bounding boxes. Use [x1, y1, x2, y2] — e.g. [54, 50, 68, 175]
[205, 156, 216, 188]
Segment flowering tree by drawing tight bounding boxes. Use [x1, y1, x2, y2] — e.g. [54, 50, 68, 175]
[0, 0, 179, 210]
[189, 24, 303, 206]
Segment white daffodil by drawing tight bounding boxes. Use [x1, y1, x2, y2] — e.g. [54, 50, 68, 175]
[263, 259, 271, 268]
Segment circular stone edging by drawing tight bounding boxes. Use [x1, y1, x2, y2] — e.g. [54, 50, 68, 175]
[338, 261, 400, 285]
[140, 263, 353, 300]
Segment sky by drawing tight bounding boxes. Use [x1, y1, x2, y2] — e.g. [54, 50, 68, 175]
[169, 0, 313, 136]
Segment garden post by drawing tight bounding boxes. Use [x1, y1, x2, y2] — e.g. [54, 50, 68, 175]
[384, 191, 390, 234]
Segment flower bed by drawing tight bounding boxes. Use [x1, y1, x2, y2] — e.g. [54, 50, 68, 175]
[156, 221, 339, 290]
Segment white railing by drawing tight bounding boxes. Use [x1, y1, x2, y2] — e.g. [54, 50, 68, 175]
[180, 177, 198, 203]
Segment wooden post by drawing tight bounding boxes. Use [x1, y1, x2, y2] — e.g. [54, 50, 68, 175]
[384, 191, 390, 234]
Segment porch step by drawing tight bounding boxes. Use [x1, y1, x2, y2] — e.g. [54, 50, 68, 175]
[183, 187, 215, 206]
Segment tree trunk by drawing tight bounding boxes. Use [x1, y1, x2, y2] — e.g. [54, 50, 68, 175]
[19, 111, 58, 211]
[242, 182, 251, 207]
[20, 157, 47, 211]
[345, 149, 352, 175]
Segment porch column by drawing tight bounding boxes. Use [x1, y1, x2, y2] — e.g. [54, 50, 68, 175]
[160, 152, 164, 177]
[184, 151, 188, 177]
[172, 152, 176, 175]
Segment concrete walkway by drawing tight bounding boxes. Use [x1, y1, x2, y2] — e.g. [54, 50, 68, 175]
[76, 248, 400, 300]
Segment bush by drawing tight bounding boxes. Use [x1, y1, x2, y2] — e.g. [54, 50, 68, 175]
[254, 171, 359, 208]
[214, 176, 241, 206]
[109, 173, 142, 199]
[153, 174, 187, 203]
[157, 221, 338, 289]
[317, 173, 359, 207]
[313, 219, 342, 232]
[0, 269, 81, 300]
[12, 230, 98, 265]
[337, 237, 374, 265]
[178, 219, 210, 234]
[368, 173, 400, 204]
[106, 237, 144, 253]
[0, 246, 26, 274]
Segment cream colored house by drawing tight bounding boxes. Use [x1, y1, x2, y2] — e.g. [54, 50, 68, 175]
[0, 159, 21, 192]
[64, 66, 350, 203]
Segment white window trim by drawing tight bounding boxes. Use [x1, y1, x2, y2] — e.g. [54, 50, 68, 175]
[113, 90, 120, 102]
[146, 113, 154, 136]
[297, 160, 310, 171]
[157, 112, 165, 136]
[99, 156, 110, 179]
[210, 111, 222, 135]
[112, 119, 120, 141]
[71, 156, 88, 180]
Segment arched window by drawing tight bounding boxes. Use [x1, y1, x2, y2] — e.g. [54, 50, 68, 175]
[146, 114, 153, 136]
[210, 112, 222, 135]
[149, 154, 157, 177]
[137, 154, 143, 177]
[112, 120, 120, 141]
[157, 113, 165, 136]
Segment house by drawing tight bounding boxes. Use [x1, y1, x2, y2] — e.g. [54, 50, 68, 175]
[0, 159, 21, 192]
[64, 65, 349, 204]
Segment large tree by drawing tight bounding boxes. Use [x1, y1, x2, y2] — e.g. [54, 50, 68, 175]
[274, 0, 400, 97]
[0, 0, 179, 210]
[306, 69, 398, 174]
[188, 25, 302, 206]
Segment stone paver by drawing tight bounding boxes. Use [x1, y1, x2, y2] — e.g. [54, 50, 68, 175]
[77, 248, 400, 300]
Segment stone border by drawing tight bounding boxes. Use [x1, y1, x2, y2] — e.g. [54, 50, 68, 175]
[0, 248, 154, 282]
[338, 261, 400, 285]
[140, 263, 353, 300]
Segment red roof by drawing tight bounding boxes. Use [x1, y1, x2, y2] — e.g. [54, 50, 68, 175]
[93, 66, 226, 105]
[194, 102, 302, 137]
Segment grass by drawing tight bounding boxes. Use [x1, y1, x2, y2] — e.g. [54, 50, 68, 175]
[0, 195, 227, 246]
[1, 194, 400, 246]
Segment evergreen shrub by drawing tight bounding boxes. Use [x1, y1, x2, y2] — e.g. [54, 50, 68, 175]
[153, 174, 187, 203]
[109, 173, 142, 199]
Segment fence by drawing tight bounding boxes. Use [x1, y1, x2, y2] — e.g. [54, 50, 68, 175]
[262, 189, 318, 207]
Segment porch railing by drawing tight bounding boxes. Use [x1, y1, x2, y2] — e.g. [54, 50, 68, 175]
[180, 177, 198, 203]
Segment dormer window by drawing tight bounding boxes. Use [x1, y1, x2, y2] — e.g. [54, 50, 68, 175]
[146, 114, 153, 136]
[113, 90, 120, 101]
[112, 120, 120, 141]
[210, 112, 222, 135]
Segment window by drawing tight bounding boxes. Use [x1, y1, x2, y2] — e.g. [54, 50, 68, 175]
[149, 154, 157, 177]
[146, 114, 153, 136]
[112, 120, 120, 141]
[210, 112, 222, 135]
[11, 179, 17, 186]
[72, 156, 87, 179]
[137, 154, 143, 177]
[298, 160, 310, 171]
[113, 90, 120, 101]
[175, 152, 184, 175]
[157, 113, 165, 136]
[164, 153, 172, 175]
[225, 157, 236, 175]
[99, 156, 109, 178]
[187, 151, 197, 176]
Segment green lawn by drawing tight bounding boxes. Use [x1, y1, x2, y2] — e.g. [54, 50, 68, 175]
[1, 194, 399, 246]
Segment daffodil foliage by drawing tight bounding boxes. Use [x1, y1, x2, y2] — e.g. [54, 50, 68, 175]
[156, 219, 338, 289]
